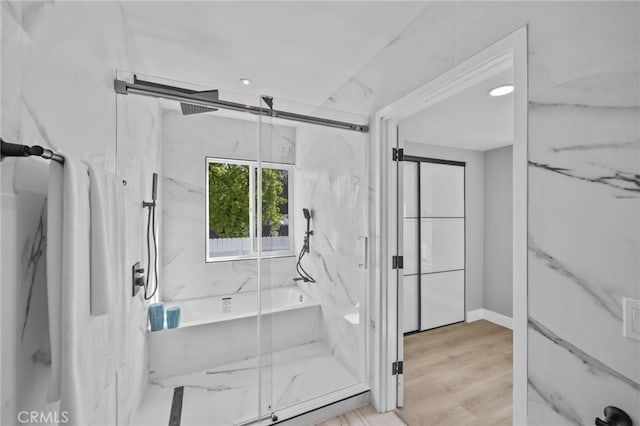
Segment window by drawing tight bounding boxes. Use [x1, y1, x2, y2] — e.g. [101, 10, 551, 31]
[206, 157, 293, 261]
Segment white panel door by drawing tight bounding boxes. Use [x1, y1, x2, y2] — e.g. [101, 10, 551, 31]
[403, 275, 419, 333]
[403, 219, 419, 276]
[402, 162, 419, 333]
[419, 162, 465, 331]
[403, 161, 419, 218]
[420, 270, 465, 330]
[420, 218, 465, 273]
[420, 162, 464, 217]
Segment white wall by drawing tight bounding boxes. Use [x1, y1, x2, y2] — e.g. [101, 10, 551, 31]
[160, 108, 297, 302]
[1, 2, 160, 425]
[402, 141, 485, 312]
[484, 145, 513, 318]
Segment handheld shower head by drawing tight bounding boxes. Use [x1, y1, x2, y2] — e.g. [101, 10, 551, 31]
[151, 173, 158, 202]
[302, 208, 313, 254]
[143, 173, 159, 209]
[296, 208, 316, 283]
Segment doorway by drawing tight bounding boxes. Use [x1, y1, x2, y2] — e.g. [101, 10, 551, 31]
[372, 26, 528, 424]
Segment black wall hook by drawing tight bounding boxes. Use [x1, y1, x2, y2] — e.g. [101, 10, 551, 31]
[595, 406, 633, 426]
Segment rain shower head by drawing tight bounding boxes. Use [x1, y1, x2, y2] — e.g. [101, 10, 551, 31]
[180, 103, 218, 115]
[180, 89, 219, 115]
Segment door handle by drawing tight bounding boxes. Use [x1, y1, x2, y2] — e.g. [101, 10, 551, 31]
[595, 406, 632, 426]
[357, 236, 368, 269]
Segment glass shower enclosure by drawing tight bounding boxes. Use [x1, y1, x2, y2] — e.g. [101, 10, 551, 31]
[115, 71, 369, 425]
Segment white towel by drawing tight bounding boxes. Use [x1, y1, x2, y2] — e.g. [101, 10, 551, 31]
[46, 156, 114, 425]
[88, 164, 125, 316]
[14, 157, 49, 196]
[46, 160, 64, 405]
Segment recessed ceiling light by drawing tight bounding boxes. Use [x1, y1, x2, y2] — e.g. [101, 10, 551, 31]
[488, 84, 514, 97]
[239, 78, 252, 86]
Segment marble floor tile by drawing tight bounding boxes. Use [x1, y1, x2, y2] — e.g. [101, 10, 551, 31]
[133, 342, 360, 426]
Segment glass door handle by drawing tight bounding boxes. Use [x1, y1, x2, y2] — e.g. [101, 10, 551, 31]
[357, 236, 368, 269]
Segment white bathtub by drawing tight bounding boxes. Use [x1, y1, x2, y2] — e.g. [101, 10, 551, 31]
[149, 285, 322, 378]
[166, 286, 318, 328]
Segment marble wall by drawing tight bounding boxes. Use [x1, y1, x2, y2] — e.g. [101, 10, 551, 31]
[160, 108, 298, 301]
[292, 123, 368, 383]
[160, 103, 369, 383]
[321, 1, 639, 423]
[1, 2, 160, 425]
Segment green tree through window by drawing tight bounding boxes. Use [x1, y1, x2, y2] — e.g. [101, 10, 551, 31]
[208, 163, 286, 239]
[208, 163, 250, 238]
[259, 168, 287, 237]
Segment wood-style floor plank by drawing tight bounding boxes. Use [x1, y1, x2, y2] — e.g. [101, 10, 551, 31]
[318, 320, 512, 426]
[396, 320, 513, 426]
[316, 405, 407, 426]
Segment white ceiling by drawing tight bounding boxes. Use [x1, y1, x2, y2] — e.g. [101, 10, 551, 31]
[400, 68, 514, 152]
[122, 2, 428, 107]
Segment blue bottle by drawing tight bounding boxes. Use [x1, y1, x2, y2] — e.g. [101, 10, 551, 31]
[149, 303, 165, 331]
[166, 306, 181, 329]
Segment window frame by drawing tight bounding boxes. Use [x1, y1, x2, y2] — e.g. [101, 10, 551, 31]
[205, 156, 294, 262]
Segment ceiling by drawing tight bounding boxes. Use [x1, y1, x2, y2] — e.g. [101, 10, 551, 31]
[122, 2, 428, 108]
[400, 68, 514, 152]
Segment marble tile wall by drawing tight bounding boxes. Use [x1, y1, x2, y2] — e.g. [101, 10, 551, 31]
[148, 305, 321, 379]
[527, 54, 640, 425]
[292, 123, 368, 382]
[1, 2, 160, 425]
[160, 102, 369, 384]
[321, 1, 639, 423]
[160, 108, 298, 301]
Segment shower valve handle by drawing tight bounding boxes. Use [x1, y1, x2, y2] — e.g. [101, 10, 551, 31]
[132, 262, 146, 297]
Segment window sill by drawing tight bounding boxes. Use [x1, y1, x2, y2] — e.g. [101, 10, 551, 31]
[205, 252, 297, 263]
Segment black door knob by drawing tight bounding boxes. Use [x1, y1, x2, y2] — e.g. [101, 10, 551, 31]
[595, 406, 633, 426]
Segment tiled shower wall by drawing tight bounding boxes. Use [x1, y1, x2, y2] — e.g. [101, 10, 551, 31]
[160, 106, 368, 382]
[160, 108, 297, 302]
[321, 1, 639, 423]
[293, 123, 368, 382]
[1, 2, 160, 425]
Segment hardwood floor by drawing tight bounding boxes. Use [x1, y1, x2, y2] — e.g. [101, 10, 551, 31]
[395, 320, 513, 426]
[316, 405, 407, 425]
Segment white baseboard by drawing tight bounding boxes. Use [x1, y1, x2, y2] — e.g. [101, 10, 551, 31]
[466, 309, 484, 322]
[466, 308, 513, 330]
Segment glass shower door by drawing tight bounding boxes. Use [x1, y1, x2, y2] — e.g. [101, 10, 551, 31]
[257, 96, 369, 422]
[117, 71, 369, 426]
[257, 95, 275, 424]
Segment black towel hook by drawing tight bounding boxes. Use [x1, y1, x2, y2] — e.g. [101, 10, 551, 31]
[595, 406, 633, 426]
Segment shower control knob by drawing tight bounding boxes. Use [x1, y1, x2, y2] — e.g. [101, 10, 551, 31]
[595, 406, 632, 426]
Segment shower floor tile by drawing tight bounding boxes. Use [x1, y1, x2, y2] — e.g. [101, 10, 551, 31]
[133, 341, 360, 426]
